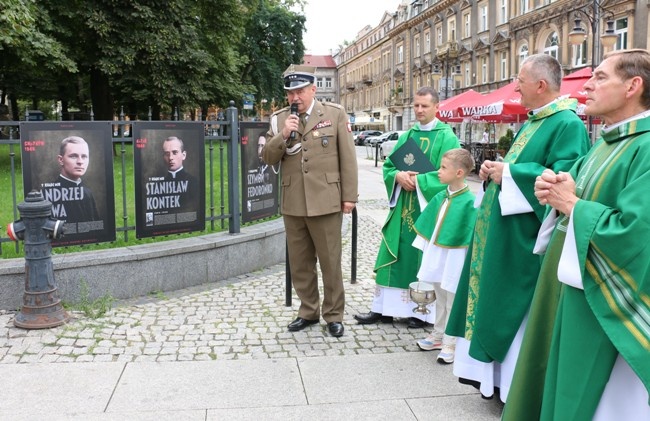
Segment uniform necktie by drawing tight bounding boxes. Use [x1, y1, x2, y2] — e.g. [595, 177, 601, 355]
[299, 113, 308, 131]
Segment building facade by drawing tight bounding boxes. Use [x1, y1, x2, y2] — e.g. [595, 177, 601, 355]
[335, 0, 644, 135]
[303, 55, 338, 105]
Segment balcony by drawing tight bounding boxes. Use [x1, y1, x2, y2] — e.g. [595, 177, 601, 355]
[362, 74, 373, 85]
[436, 42, 459, 59]
[346, 83, 356, 91]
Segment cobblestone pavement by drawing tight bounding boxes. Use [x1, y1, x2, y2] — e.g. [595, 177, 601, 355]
[0, 201, 433, 364]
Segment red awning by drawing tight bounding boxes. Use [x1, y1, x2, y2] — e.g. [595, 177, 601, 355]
[437, 89, 484, 122]
[561, 67, 592, 103]
[456, 81, 528, 123]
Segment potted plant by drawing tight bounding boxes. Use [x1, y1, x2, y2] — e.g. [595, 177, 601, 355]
[497, 128, 514, 157]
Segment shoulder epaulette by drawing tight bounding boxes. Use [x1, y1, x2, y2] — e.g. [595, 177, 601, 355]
[323, 102, 344, 111]
[271, 106, 290, 118]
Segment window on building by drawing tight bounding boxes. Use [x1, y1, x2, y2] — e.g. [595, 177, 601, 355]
[425, 32, 431, 53]
[465, 62, 471, 87]
[519, 44, 529, 69]
[436, 26, 443, 46]
[520, 0, 529, 14]
[449, 18, 456, 41]
[398, 44, 404, 63]
[481, 56, 488, 83]
[325, 78, 332, 88]
[544, 32, 559, 59]
[463, 13, 471, 38]
[480, 4, 488, 32]
[573, 40, 587, 66]
[615, 17, 628, 50]
[500, 51, 508, 80]
[415, 37, 420, 57]
[316, 78, 323, 88]
[499, 0, 508, 24]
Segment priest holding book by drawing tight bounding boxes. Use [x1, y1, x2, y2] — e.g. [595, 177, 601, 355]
[355, 86, 460, 329]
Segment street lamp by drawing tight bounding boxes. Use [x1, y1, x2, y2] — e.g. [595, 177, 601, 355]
[568, 1, 618, 70]
[432, 42, 460, 100]
[568, 0, 617, 142]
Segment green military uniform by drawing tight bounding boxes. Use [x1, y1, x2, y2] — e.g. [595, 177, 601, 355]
[503, 116, 650, 420]
[446, 99, 589, 395]
[374, 121, 459, 292]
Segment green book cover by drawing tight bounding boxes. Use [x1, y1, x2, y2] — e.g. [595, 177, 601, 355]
[390, 137, 436, 173]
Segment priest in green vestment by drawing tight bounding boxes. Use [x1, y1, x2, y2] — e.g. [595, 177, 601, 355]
[445, 54, 590, 402]
[355, 86, 460, 328]
[503, 49, 650, 421]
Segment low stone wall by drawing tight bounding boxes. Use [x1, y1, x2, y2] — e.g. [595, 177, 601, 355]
[0, 220, 286, 311]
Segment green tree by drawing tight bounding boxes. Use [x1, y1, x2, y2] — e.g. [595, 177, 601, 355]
[240, 0, 306, 109]
[0, 0, 75, 120]
[43, 0, 217, 120]
[2, 0, 307, 120]
[194, 0, 250, 115]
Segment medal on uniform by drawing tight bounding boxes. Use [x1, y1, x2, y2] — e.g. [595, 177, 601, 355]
[313, 130, 319, 137]
[322, 137, 329, 147]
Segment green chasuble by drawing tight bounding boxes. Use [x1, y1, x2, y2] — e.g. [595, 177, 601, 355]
[504, 116, 650, 421]
[446, 98, 590, 363]
[413, 186, 476, 248]
[374, 120, 459, 289]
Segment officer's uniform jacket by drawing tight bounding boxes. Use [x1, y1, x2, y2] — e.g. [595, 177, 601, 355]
[262, 100, 358, 217]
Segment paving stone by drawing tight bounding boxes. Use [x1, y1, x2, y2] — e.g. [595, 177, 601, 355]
[0, 210, 432, 364]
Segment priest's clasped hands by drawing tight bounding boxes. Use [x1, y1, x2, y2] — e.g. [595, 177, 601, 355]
[480, 160, 504, 184]
[534, 169, 579, 215]
[396, 170, 419, 191]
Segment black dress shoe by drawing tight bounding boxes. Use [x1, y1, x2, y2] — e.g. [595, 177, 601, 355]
[354, 312, 394, 324]
[407, 317, 426, 328]
[327, 322, 344, 337]
[287, 317, 319, 332]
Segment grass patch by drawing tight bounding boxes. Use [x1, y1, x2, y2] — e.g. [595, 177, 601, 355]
[149, 290, 168, 301]
[68, 281, 115, 319]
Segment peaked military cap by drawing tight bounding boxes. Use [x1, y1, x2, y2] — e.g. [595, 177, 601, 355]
[283, 64, 317, 90]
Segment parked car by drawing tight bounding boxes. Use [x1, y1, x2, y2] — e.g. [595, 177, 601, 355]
[355, 130, 382, 146]
[365, 133, 385, 146]
[367, 130, 404, 146]
[379, 131, 406, 160]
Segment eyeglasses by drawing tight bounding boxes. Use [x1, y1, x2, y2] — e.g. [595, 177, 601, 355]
[516, 77, 540, 85]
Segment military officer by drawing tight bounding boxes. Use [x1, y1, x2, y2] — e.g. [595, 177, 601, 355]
[261, 64, 358, 337]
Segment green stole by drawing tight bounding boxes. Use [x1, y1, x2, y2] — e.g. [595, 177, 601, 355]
[502, 217, 568, 420]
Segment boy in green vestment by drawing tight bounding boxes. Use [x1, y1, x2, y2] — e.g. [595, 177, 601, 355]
[503, 49, 650, 421]
[412, 148, 477, 364]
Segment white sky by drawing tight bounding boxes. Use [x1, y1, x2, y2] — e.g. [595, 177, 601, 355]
[301, 0, 404, 55]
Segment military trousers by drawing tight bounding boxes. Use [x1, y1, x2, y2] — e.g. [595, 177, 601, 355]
[283, 212, 344, 323]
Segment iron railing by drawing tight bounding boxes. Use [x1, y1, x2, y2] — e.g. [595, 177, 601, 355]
[0, 102, 242, 257]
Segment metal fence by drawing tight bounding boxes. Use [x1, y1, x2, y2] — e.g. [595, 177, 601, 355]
[0, 103, 242, 257]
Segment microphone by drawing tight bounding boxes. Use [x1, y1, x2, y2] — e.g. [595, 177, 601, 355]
[289, 103, 299, 140]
